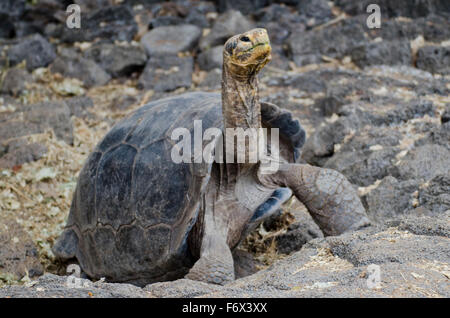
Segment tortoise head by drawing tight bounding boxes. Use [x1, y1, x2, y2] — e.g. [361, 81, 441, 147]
[223, 28, 272, 80]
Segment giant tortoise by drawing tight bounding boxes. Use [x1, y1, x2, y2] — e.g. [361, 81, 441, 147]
[53, 28, 370, 286]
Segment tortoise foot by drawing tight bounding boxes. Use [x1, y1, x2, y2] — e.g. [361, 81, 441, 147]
[185, 255, 235, 285]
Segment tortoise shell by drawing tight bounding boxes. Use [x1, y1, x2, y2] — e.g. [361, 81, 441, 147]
[54, 92, 305, 285]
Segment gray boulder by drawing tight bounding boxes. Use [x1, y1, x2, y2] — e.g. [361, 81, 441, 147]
[287, 17, 366, 66]
[197, 45, 223, 71]
[140, 24, 202, 57]
[418, 175, 450, 214]
[416, 46, 450, 75]
[297, 0, 333, 25]
[393, 144, 450, 182]
[351, 40, 412, 68]
[59, 5, 138, 43]
[0, 217, 43, 281]
[198, 68, 222, 90]
[214, 0, 268, 15]
[0, 139, 47, 169]
[199, 10, 254, 51]
[362, 176, 418, 222]
[0, 67, 31, 95]
[2, 222, 449, 297]
[0, 101, 73, 145]
[50, 55, 111, 88]
[334, 0, 450, 18]
[84, 43, 147, 78]
[0, 273, 149, 298]
[7, 34, 56, 71]
[138, 55, 193, 92]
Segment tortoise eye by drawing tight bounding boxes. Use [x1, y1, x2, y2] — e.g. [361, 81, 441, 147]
[240, 36, 251, 42]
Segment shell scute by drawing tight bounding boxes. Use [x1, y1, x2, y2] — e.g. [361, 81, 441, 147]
[95, 144, 137, 229]
[132, 139, 191, 227]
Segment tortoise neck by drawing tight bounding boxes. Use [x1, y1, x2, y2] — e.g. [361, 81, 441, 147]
[221, 63, 261, 130]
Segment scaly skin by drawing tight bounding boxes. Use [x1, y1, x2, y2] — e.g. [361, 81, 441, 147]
[259, 164, 371, 236]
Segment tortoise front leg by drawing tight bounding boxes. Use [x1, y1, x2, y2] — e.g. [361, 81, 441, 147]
[259, 163, 371, 236]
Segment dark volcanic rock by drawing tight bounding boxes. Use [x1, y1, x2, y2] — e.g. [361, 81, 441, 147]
[198, 68, 222, 90]
[301, 116, 355, 165]
[0, 13, 15, 38]
[338, 99, 436, 127]
[23, 101, 73, 145]
[442, 111, 450, 124]
[393, 144, 450, 182]
[267, 72, 327, 93]
[296, 0, 333, 25]
[390, 212, 450, 238]
[320, 126, 402, 186]
[254, 4, 295, 24]
[276, 220, 324, 255]
[1, 224, 449, 297]
[416, 121, 450, 151]
[59, 5, 138, 43]
[64, 96, 95, 119]
[147, 1, 215, 29]
[315, 93, 347, 117]
[287, 17, 367, 66]
[197, 45, 223, 71]
[84, 43, 147, 77]
[214, 0, 268, 15]
[0, 0, 26, 19]
[335, 0, 450, 18]
[367, 15, 450, 42]
[73, 0, 114, 13]
[50, 54, 111, 88]
[418, 175, 450, 214]
[138, 55, 193, 92]
[14, 0, 64, 37]
[416, 46, 450, 75]
[0, 67, 31, 96]
[108, 95, 139, 112]
[324, 226, 449, 268]
[0, 217, 43, 280]
[183, 1, 216, 28]
[0, 0, 26, 37]
[0, 101, 73, 145]
[325, 146, 399, 187]
[0, 273, 149, 298]
[148, 15, 184, 29]
[145, 278, 223, 298]
[7, 34, 56, 71]
[302, 96, 436, 167]
[351, 40, 412, 68]
[0, 139, 47, 169]
[199, 10, 254, 51]
[253, 5, 305, 45]
[362, 176, 418, 222]
[141, 24, 201, 57]
[263, 21, 296, 45]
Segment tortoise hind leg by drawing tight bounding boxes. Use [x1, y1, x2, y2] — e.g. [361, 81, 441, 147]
[52, 228, 79, 260]
[185, 234, 234, 285]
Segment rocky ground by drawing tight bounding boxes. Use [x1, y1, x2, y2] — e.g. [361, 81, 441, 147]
[0, 0, 449, 297]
